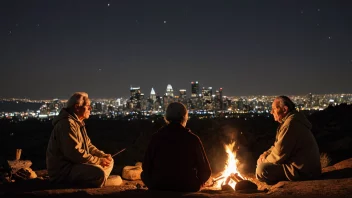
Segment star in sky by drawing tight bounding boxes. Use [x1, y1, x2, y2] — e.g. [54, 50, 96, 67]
[1, 1, 351, 98]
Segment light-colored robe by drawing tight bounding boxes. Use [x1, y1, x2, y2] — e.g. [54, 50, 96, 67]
[46, 108, 107, 183]
[263, 111, 321, 180]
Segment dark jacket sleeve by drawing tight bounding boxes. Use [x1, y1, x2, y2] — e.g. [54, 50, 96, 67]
[142, 135, 156, 185]
[195, 137, 212, 184]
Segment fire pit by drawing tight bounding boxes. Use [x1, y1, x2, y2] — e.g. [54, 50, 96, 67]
[206, 142, 257, 192]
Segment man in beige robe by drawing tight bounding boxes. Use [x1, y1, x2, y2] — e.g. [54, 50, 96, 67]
[46, 92, 114, 187]
[256, 96, 321, 184]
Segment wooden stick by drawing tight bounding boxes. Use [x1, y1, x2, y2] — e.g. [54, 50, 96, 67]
[212, 176, 225, 183]
[111, 148, 126, 158]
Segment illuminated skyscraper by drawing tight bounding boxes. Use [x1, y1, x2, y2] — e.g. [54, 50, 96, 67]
[219, 88, 223, 110]
[202, 87, 213, 102]
[129, 86, 141, 110]
[191, 81, 199, 98]
[214, 88, 224, 110]
[130, 86, 141, 100]
[150, 87, 156, 101]
[179, 89, 187, 99]
[165, 84, 174, 97]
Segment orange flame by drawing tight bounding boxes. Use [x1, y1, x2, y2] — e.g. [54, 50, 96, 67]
[214, 142, 244, 190]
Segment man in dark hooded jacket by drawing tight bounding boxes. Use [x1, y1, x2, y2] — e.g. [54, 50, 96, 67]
[141, 102, 212, 192]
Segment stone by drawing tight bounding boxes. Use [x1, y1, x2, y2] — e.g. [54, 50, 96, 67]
[235, 180, 258, 191]
[12, 167, 37, 181]
[7, 160, 32, 174]
[122, 165, 142, 180]
[221, 184, 235, 192]
[105, 175, 123, 186]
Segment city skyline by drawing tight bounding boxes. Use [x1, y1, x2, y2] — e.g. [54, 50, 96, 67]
[1, 1, 352, 99]
[1, 92, 351, 122]
[1, 90, 352, 102]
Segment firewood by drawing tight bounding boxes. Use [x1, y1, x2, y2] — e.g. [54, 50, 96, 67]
[231, 173, 243, 182]
[212, 176, 225, 183]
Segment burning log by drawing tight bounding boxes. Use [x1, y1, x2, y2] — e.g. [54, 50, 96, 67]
[212, 176, 225, 183]
[221, 172, 257, 192]
[231, 173, 243, 182]
[212, 142, 258, 192]
[223, 173, 243, 186]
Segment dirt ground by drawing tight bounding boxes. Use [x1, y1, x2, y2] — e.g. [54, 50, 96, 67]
[1, 158, 352, 198]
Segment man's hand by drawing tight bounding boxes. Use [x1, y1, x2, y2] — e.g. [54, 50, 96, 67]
[100, 155, 112, 167]
[103, 154, 113, 161]
[257, 153, 267, 166]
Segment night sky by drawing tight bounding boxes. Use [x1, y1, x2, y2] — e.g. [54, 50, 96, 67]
[1, 0, 352, 99]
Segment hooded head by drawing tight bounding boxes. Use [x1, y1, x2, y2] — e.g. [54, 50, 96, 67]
[164, 102, 188, 127]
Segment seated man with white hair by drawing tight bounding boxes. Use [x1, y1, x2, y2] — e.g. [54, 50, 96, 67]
[46, 92, 118, 187]
[256, 96, 321, 184]
[141, 102, 212, 192]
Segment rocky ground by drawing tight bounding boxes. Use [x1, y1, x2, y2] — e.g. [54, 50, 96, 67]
[1, 158, 352, 198]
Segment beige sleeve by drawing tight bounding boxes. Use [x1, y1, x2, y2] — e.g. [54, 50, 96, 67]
[59, 121, 101, 165]
[263, 146, 274, 156]
[263, 124, 297, 164]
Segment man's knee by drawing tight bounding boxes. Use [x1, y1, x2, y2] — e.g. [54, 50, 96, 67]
[256, 163, 285, 185]
[88, 166, 106, 187]
[70, 164, 106, 188]
[256, 163, 267, 180]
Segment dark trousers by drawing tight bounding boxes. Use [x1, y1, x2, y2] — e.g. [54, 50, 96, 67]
[256, 163, 288, 185]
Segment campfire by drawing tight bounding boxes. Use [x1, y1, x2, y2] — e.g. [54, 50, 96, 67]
[208, 142, 257, 191]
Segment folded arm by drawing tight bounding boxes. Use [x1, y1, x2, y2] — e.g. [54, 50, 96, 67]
[263, 124, 297, 164]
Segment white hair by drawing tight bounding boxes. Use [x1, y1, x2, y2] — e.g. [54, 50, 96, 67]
[274, 96, 296, 112]
[66, 92, 90, 109]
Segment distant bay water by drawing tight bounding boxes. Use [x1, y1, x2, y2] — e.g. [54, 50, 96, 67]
[0, 101, 42, 112]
